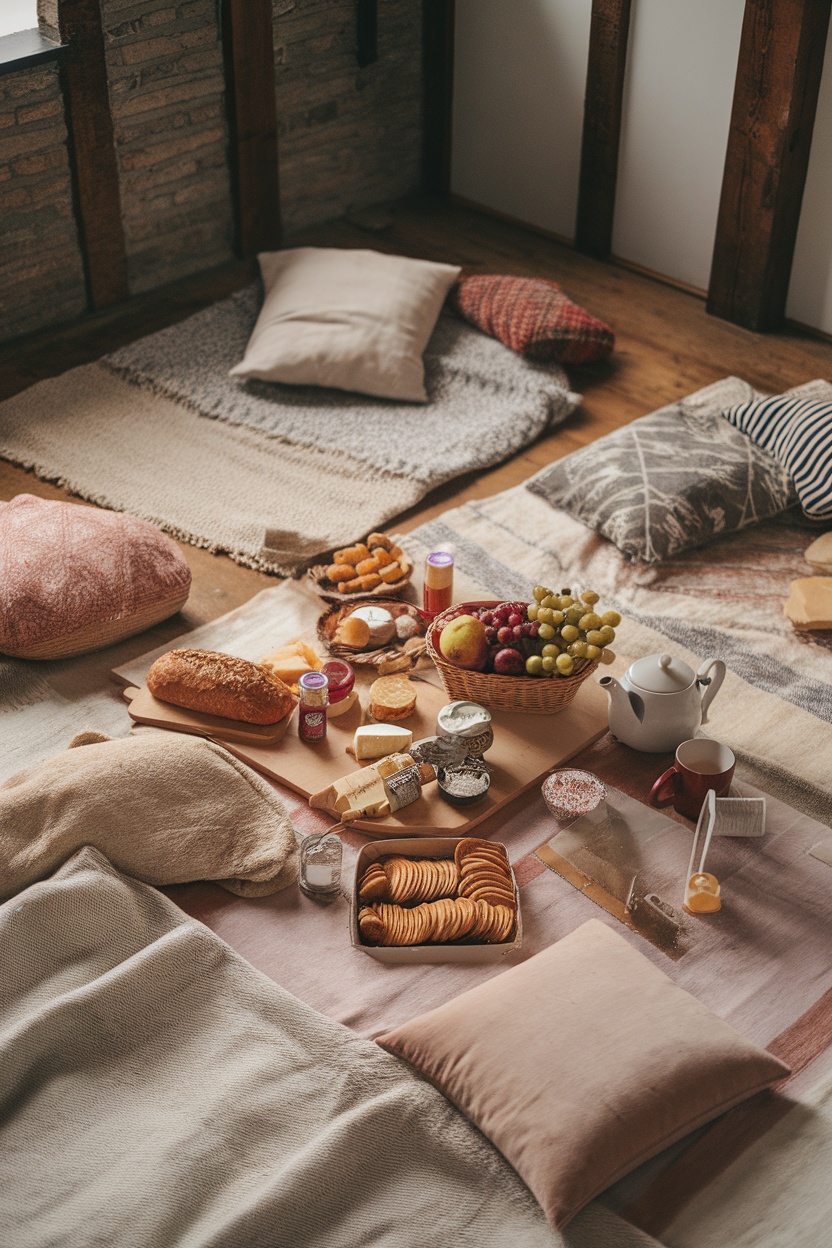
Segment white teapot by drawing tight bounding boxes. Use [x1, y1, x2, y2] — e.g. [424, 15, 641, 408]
[599, 652, 726, 753]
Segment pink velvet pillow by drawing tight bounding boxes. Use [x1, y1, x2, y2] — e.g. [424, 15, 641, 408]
[377, 920, 788, 1230]
[0, 495, 191, 659]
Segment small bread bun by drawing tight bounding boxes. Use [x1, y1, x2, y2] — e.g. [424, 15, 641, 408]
[333, 543, 370, 565]
[147, 648, 294, 724]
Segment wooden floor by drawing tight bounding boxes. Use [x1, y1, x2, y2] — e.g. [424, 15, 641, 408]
[2, 195, 831, 645]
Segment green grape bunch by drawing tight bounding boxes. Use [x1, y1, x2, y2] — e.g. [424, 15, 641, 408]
[524, 584, 621, 678]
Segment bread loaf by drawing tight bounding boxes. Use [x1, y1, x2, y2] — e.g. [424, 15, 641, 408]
[146, 648, 294, 724]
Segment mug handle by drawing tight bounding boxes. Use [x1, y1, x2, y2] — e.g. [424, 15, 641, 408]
[649, 766, 677, 807]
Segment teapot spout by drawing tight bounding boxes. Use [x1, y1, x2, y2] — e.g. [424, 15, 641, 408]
[599, 674, 644, 725]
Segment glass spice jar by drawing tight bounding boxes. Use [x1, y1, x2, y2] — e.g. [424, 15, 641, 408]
[298, 670, 329, 743]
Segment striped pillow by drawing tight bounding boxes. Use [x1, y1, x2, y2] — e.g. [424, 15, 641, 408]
[724, 395, 832, 518]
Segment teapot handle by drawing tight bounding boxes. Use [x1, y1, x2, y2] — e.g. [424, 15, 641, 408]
[697, 659, 726, 725]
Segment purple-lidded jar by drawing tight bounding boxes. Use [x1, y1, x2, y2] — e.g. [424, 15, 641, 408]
[298, 671, 329, 743]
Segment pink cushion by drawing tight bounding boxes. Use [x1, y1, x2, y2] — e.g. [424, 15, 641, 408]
[377, 920, 788, 1230]
[450, 274, 615, 364]
[0, 495, 191, 659]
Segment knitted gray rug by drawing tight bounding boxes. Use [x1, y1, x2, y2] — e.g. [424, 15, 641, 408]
[0, 290, 578, 574]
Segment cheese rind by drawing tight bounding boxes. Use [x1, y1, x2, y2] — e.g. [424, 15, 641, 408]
[353, 724, 413, 760]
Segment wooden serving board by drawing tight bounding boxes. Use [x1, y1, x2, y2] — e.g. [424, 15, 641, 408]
[123, 674, 610, 838]
[122, 686, 295, 746]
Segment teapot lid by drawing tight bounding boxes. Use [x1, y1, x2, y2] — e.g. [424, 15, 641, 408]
[628, 652, 695, 694]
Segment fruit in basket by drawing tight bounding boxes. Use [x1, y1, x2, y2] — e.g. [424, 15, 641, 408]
[436, 588, 621, 679]
[438, 614, 488, 671]
[493, 647, 525, 676]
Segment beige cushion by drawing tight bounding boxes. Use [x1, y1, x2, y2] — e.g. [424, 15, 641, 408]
[229, 247, 461, 401]
[0, 731, 298, 900]
[377, 919, 789, 1230]
[0, 494, 191, 660]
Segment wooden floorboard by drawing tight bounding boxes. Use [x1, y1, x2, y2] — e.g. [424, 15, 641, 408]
[2, 196, 831, 636]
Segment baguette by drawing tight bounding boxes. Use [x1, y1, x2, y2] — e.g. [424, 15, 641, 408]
[146, 648, 294, 724]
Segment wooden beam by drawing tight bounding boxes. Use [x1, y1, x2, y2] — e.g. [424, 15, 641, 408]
[221, 0, 281, 257]
[422, 0, 455, 198]
[707, 0, 832, 332]
[57, 0, 128, 309]
[575, 0, 632, 259]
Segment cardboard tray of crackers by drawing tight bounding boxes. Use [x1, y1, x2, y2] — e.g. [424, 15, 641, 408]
[351, 837, 522, 964]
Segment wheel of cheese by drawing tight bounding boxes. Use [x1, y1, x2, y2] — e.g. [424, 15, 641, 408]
[368, 674, 417, 721]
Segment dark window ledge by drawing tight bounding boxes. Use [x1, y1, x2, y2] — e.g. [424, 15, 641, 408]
[0, 29, 67, 76]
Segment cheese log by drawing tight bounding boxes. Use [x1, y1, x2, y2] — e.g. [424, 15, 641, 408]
[146, 648, 294, 724]
[352, 724, 414, 760]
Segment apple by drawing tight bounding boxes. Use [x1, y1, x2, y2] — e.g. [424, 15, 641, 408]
[493, 647, 525, 676]
[438, 614, 489, 671]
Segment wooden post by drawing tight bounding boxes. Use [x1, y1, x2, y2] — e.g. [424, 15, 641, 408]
[575, 0, 632, 258]
[707, 0, 832, 332]
[422, 0, 455, 198]
[221, 0, 282, 257]
[356, 0, 378, 68]
[57, 0, 128, 309]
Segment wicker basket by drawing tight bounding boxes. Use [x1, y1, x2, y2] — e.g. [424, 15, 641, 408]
[425, 600, 599, 715]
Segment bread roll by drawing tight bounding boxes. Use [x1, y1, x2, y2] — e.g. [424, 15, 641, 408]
[146, 648, 294, 724]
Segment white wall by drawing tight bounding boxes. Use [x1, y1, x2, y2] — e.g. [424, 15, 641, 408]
[451, 0, 590, 241]
[451, 0, 832, 333]
[787, 17, 832, 336]
[611, 0, 745, 292]
[0, 1, 38, 38]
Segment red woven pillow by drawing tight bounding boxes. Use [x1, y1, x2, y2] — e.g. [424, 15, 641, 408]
[450, 274, 614, 365]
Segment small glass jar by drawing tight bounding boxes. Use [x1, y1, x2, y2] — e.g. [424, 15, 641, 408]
[423, 551, 454, 618]
[299, 832, 342, 901]
[298, 671, 329, 743]
[320, 659, 355, 705]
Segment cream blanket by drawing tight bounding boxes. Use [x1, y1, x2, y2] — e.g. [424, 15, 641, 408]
[0, 848, 660, 1248]
[0, 731, 297, 899]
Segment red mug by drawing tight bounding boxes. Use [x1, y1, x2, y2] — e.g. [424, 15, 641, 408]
[649, 738, 735, 820]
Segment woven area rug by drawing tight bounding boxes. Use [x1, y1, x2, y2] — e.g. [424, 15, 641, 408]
[0, 292, 578, 574]
[2, 541, 831, 1247]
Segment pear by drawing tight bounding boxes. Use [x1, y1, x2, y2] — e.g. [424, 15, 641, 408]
[438, 614, 489, 671]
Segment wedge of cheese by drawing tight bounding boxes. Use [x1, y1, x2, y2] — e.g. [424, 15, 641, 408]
[784, 577, 832, 630]
[260, 640, 322, 689]
[805, 532, 832, 575]
[352, 724, 413, 761]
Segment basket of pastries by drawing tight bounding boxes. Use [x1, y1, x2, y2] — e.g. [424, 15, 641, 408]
[425, 584, 621, 715]
[317, 597, 428, 674]
[309, 532, 413, 602]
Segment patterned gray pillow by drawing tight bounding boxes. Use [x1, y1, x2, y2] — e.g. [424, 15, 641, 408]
[526, 385, 796, 562]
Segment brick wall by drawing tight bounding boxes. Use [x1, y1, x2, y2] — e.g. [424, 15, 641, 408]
[101, 0, 235, 294]
[0, 62, 86, 341]
[274, 0, 423, 235]
[0, 0, 423, 345]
